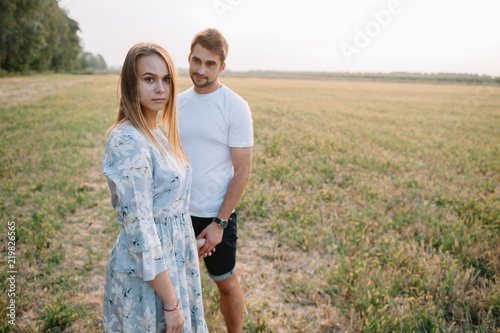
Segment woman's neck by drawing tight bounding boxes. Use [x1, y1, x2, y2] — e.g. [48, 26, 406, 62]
[143, 111, 159, 131]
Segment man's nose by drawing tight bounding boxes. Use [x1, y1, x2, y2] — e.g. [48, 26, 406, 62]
[197, 64, 206, 75]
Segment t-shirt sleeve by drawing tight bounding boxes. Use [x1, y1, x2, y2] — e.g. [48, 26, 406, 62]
[228, 99, 254, 147]
[102, 133, 167, 281]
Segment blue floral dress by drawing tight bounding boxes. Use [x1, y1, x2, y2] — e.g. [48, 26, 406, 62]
[102, 126, 208, 333]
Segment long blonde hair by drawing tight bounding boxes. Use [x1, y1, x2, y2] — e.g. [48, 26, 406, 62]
[106, 42, 188, 167]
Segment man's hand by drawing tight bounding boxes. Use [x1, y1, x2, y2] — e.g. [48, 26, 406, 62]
[197, 222, 223, 258]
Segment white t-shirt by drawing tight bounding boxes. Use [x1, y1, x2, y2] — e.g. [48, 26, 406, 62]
[178, 85, 253, 217]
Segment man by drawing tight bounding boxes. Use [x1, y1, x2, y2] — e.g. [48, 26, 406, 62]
[177, 28, 253, 333]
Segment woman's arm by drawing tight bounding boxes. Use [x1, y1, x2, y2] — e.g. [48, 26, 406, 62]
[149, 271, 184, 333]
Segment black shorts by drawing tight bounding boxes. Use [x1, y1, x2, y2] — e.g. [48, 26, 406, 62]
[191, 211, 238, 281]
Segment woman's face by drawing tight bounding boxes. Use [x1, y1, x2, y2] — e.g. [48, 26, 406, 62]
[136, 54, 170, 115]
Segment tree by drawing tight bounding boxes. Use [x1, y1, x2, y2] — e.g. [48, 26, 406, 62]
[0, 0, 47, 71]
[0, 0, 82, 72]
[78, 52, 107, 71]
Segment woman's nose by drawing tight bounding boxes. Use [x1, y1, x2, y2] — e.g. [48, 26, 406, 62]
[155, 81, 165, 93]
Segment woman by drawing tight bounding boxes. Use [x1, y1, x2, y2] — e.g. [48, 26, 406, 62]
[102, 43, 208, 333]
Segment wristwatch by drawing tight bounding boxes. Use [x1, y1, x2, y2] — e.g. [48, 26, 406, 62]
[213, 217, 228, 229]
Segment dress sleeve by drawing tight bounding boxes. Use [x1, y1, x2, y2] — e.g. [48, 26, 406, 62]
[103, 133, 167, 281]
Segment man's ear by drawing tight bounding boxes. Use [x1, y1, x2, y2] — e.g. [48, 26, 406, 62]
[220, 62, 226, 73]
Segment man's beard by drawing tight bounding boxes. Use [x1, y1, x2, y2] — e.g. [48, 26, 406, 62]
[191, 73, 216, 88]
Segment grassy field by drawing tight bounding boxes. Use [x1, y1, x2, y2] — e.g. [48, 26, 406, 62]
[0, 74, 499, 332]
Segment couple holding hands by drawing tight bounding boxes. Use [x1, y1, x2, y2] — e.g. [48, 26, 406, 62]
[102, 28, 253, 333]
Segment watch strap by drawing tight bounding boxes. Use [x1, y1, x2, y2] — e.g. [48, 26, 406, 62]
[213, 217, 228, 229]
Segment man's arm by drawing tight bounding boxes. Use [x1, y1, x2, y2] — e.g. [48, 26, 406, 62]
[197, 147, 252, 257]
[217, 147, 253, 221]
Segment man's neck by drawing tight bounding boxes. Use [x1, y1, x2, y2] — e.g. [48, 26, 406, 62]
[194, 81, 220, 95]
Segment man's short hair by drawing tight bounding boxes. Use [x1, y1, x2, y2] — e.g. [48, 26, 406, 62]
[190, 28, 229, 64]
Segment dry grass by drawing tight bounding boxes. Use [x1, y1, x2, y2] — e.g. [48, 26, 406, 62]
[0, 74, 498, 332]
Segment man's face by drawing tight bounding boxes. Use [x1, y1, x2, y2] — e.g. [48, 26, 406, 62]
[189, 44, 225, 92]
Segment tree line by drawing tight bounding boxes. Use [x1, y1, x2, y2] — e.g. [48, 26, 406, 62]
[226, 70, 500, 85]
[0, 0, 106, 73]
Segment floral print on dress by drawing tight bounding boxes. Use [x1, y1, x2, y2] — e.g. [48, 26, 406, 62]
[102, 126, 208, 333]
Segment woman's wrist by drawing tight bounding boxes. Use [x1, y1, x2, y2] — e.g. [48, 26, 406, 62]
[163, 300, 179, 312]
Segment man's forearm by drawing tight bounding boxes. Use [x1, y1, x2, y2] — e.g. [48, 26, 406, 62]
[217, 167, 251, 220]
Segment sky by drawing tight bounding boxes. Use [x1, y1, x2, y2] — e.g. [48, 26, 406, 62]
[60, 0, 500, 76]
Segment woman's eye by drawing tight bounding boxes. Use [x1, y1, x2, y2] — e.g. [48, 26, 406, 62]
[145, 77, 154, 83]
[163, 77, 170, 83]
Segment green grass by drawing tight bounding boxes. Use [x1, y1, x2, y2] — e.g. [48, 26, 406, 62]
[234, 77, 499, 332]
[0, 74, 118, 332]
[38, 293, 83, 332]
[0, 74, 498, 332]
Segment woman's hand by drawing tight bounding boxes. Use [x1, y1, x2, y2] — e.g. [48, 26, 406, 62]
[196, 237, 213, 258]
[164, 307, 184, 333]
[196, 237, 206, 251]
[149, 272, 184, 332]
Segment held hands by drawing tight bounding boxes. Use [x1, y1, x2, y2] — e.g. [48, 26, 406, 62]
[196, 238, 206, 251]
[196, 238, 211, 258]
[196, 222, 223, 258]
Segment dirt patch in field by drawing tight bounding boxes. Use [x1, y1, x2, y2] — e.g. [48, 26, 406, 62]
[15, 163, 110, 332]
[33, 173, 347, 332]
[15, 138, 346, 331]
[237, 219, 347, 332]
[0, 76, 92, 107]
[63, 154, 111, 332]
